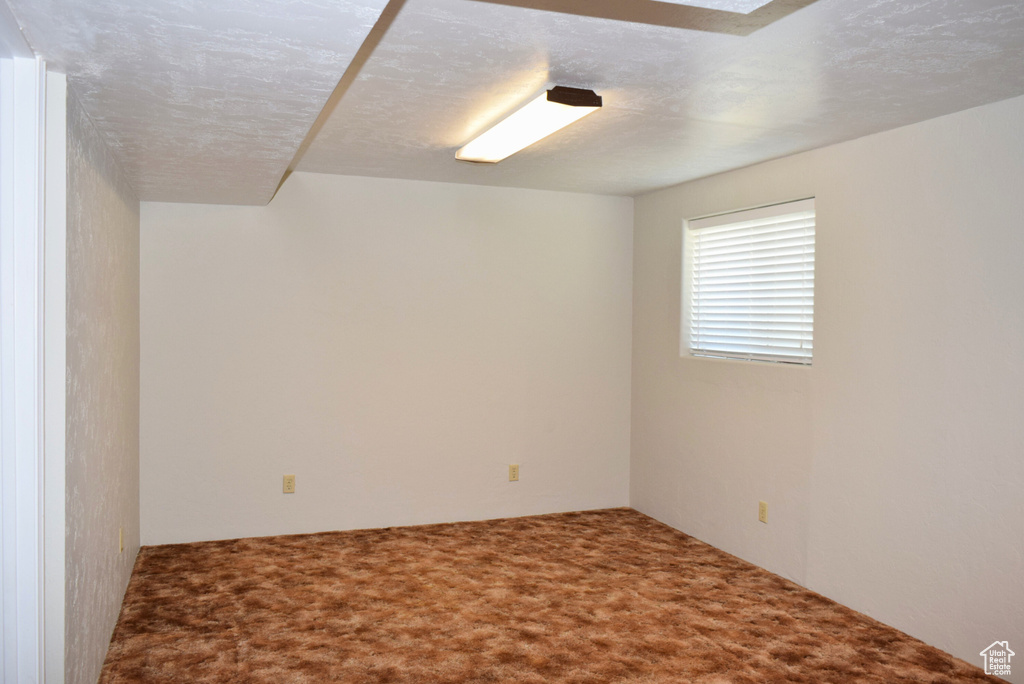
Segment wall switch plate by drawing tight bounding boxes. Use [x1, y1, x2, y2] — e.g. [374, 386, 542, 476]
[509, 464, 519, 482]
[283, 474, 296, 493]
[758, 500, 768, 524]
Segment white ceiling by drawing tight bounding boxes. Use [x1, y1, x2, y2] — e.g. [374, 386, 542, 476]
[8, 0, 1024, 204]
[297, 0, 1024, 195]
[7, 0, 390, 204]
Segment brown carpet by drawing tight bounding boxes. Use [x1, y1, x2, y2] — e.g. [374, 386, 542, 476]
[101, 508, 997, 683]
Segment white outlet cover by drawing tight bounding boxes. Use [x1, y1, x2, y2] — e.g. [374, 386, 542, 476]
[653, 0, 773, 13]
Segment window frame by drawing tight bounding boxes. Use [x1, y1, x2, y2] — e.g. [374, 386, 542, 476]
[681, 198, 816, 366]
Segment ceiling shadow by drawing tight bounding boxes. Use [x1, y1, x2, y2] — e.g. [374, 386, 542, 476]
[466, 0, 817, 36]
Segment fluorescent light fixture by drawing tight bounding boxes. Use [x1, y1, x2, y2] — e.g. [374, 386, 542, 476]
[655, 0, 773, 13]
[456, 86, 602, 164]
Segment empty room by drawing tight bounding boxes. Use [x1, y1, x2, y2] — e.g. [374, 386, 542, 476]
[1, 0, 1022, 682]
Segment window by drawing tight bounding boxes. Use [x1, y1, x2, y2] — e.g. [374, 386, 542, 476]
[683, 198, 815, 365]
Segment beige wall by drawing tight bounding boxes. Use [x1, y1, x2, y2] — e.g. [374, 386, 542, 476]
[66, 91, 141, 684]
[140, 173, 633, 545]
[631, 94, 1024, 673]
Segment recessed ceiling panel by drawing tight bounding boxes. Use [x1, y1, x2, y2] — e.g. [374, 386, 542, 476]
[7, 0, 390, 204]
[296, 0, 1024, 196]
[656, 0, 773, 14]
[468, 0, 818, 35]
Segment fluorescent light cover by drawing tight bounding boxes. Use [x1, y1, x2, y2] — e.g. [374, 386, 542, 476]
[456, 87, 601, 164]
[655, 0, 773, 13]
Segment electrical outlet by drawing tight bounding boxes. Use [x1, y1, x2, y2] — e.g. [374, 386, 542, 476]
[758, 501, 768, 524]
[508, 464, 519, 482]
[283, 474, 296, 494]
[119, 527, 124, 554]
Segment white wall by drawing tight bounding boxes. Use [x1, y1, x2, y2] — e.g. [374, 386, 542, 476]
[66, 91, 141, 684]
[140, 172, 633, 545]
[631, 94, 1024, 674]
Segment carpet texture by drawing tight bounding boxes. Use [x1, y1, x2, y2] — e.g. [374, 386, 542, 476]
[101, 508, 997, 683]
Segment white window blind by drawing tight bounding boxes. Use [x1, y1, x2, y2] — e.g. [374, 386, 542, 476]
[683, 198, 815, 365]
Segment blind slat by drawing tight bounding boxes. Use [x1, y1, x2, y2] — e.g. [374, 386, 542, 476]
[690, 350, 811, 364]
[693, 229, 815, 253]
[697, 316, 812, 323]
[692, 282, 814, 294]
[695, 220, 816, 242]
[691, 256, 815, 274]
[692, 325, 811, 335]
[693, 294, 814, 303]
[693, 245, 815, 266]
[691, 340, 813, 353]
[693, 269, 814, 285]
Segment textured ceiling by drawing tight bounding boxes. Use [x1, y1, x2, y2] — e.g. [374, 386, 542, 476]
[7, 0, 389, 205]
[295, 0, 1024, 196]
[7, 0, 1024, 204]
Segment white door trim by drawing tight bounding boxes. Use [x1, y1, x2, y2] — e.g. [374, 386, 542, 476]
[43, 69, 67, 684]
[0, 7, 48, 681]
